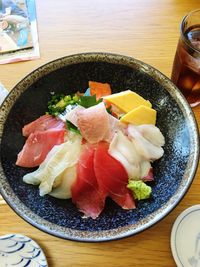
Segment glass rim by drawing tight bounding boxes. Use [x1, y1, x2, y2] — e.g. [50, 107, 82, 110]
[180, 9, 200, 54]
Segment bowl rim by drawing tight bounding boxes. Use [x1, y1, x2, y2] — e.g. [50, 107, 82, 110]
[0, 52, 199, 242]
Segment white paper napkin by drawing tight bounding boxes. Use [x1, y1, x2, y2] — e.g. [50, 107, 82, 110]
[0, 82, 8, 105]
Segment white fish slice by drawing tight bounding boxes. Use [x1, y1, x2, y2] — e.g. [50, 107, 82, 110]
[49, 165, 77, 199]
[23, 136, 81, 196]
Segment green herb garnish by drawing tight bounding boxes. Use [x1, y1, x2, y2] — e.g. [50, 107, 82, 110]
[66, 121, 81, 135]
[47, 94, 80, 116]
[79, 95, 102, 108]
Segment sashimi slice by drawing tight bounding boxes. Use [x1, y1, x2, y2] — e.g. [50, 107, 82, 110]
[140, 161, 152, 180]
[66, 104, 119, 141]
[136, 124, 165, 147]
[49, 165, 77, 199]
[109, 131, 141, 179]
[23, 136, 81, 196]
[109, 130, 152, 181]
[109, 148, 139, 180]
[16, 129, 65, 168]
[77, 102, 111, 144]
[89, 81, 111, 100]
[94, 142, 135, 209]
[71, 144, 105, 219]
[62, 105, 85, 127]
[22, 114, 66, 137]
[108, 114, 120, 140]
[127, 125, 164, 161]
[109, 192, 136, 210]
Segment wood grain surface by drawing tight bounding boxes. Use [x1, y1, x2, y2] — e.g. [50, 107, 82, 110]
[0, 0, 200, 266]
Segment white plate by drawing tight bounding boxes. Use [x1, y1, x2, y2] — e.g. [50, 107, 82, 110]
[171, 205, 200, 267]
[0, 234, 48, 266]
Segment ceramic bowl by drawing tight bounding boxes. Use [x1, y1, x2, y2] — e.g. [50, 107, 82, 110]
[0, 53, 199, 242]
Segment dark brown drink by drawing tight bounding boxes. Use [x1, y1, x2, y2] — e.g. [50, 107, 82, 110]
[171, 10, 200, 107]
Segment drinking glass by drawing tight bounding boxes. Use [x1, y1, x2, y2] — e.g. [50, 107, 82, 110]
[171, 9, 200, 107]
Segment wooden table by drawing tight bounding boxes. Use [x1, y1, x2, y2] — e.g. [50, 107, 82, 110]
[0, 0, 200, 266]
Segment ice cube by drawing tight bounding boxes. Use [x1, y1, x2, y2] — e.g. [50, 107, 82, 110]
[192, 81, 200, 93]
[179, 75, 194, 91]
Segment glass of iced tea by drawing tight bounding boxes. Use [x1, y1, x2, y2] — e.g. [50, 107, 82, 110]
[171, 9, 200, 107]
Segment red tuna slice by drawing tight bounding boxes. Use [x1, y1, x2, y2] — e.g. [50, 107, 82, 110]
[16, 129, 65, 167]
[109, 192, 136, 210]
[22, 114, 66, 137]
[77, 102, 111, 144]
[94, 142, 135, 209]
[71, 144, 105, 219]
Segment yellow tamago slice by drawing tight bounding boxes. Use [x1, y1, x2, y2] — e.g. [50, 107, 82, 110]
[103, 90, 152, 113]
[120, 105, 157, 125]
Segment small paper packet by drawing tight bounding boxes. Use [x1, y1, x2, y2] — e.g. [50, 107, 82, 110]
[0, 0, 40, 64]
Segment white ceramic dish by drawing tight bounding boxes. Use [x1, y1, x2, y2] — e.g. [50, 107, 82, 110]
[171, 205, 200, 267]
[0, 234, 48, 266]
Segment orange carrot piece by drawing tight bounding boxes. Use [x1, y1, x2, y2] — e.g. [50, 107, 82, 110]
[89, 81, 111, 100]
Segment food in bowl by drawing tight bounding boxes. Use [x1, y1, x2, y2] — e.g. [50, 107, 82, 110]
[16, 81, 165, 219]
[0, 53, 198, 241]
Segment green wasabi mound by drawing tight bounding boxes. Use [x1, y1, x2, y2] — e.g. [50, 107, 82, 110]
[127, 180, 152, 200]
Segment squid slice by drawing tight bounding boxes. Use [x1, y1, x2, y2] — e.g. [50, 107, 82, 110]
[23, 135, 81, 196]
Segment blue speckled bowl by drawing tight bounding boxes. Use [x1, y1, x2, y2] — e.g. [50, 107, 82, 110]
[0, 53, 199, 242]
